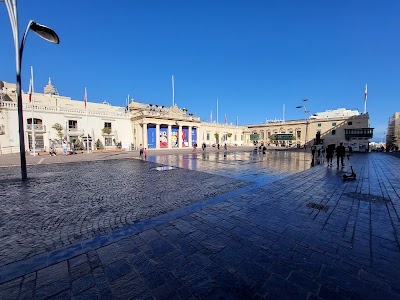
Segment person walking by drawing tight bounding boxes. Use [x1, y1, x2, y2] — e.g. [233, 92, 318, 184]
[143, 148, 147, 160]
[311, 145, 316, 158]
[224, 143, 227, 150]
[326, 146, 334, 167]
[139, 144, 143, 158]
[336, 142, 346, 168]
[62, 141, 68, 156]
[320, 146, 326, 164]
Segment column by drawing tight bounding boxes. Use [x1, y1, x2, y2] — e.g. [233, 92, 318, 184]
[142, 123, 147, 149]
[178, 125, 182, 148]
[168, 125, 172, 149]
[156, 124, 160, 149]
[188, 126, 192, 147]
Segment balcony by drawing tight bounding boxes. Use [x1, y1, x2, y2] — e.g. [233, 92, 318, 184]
[345, 128, 374, 139]
[67, 128, 84, 136]
[102, 130, 117, 136]
[0, 124, 5, 135]
[26, 124, 46, 132]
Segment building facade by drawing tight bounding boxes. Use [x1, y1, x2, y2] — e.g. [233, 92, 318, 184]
[386, 112, 400, 151]
[0, 80, 373, 154]
[247, 108, 373, 152]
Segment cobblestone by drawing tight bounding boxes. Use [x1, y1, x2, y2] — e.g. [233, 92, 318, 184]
[0, 151, 399, 299]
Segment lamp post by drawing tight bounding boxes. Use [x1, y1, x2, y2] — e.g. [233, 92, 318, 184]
[2, 0, 60, 180]
[296, 98, 309, 150]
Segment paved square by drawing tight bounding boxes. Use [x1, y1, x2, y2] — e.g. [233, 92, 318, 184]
[0, 150, 399, 299]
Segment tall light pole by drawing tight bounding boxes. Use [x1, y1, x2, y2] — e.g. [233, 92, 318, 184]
[2, 0, 60, 180]
[296, 98, 309, 150]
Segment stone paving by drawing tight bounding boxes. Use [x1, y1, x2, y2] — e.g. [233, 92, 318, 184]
[0, 151, 399, 299]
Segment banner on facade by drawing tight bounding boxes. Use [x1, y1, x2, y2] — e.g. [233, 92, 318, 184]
[160, 125, 168, 148]
[147, 125, 156, 149]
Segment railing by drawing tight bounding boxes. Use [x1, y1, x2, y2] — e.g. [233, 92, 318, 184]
[102, 130, 117, 136]
[67, 128, 85, 136]
[26, 124, 46, 132]
[0, 100, 130, 119]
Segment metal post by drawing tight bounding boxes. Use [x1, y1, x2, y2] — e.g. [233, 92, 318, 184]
[9, 0, 28, 180]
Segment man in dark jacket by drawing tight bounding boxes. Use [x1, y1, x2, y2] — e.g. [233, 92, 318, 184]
[336, 142, 346, 168]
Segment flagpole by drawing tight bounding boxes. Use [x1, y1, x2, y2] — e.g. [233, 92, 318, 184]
[216, 98, 219, 124]
[30, 66, 36, 156]
[364, 84, 367, 114]
[172, 75, 175, 106]
[85, 87, 89, 153]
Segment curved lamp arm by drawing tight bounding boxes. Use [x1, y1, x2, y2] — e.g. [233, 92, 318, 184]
[20, 20, 60, 66]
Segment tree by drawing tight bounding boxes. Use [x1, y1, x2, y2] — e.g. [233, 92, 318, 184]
[214, 132, 219, 143]
[52, 123, 64, 139]
[96, 139, 104, 150]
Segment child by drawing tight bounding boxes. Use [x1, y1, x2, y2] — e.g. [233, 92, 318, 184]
[143, 148, 147, 160]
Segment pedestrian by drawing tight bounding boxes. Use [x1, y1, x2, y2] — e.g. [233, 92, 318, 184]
[311, 145, 316, 158]
[336, 142, 346, 168]
[139, 144, 143, 157]
[62, 141, 68, 156]
[224, 143, 227, 150]
[348, 145, 353, 155]
[320, 146, 325, 163]
[143, 148, 147, 159]
[326, 146, 334, 167]
[193, 143, 197, 151]
[263, 145, 266, 154]
[217, 144, 220, 150]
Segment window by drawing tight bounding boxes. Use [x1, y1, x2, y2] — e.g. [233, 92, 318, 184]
[234, 135, 237, 141]
[318, 123, 321, 127]
[348, 121, 353, 125]
[105, 137, 113, 146]
[297, 131, 301, 139]
[206, 132, 210, 141]
[68, 120, 77, 130]
[332, 130, 336, 135]
[104, 122, 112, 129]
[267, 132, 271, 138]
[332, 122, 336, 126]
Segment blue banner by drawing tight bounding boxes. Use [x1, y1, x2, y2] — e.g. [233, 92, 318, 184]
[192, 128, 197, 146]
[147, 125, 156, 149]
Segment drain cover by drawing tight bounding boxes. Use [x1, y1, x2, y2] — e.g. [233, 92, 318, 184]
[150, 166, 178, 171]
[307, 202, 329, 212]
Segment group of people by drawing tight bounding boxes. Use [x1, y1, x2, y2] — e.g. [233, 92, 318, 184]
[49, 141, 77, 156]
[139, 144, 147, 159]
[311, 142, 349, 168]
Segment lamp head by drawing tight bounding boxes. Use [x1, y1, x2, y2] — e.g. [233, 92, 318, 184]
[302, 98, 308, 102]
[29, 21, 60, 44]
[296, 106, 303, 109]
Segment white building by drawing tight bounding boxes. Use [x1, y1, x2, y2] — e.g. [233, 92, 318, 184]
[0, 80, 373, 154]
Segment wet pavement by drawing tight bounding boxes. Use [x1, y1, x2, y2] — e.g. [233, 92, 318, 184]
[0, 150, 399, 299]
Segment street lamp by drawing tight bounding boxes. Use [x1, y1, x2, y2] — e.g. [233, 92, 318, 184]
[296, 98, 309, 149]
[2, 0, 60, 180]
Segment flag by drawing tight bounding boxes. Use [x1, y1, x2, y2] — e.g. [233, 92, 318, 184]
[364, 84, 368, 101]
[84, 87, 87, 108]
[28, 78, 33, 102]
[210, 110, 212, 122]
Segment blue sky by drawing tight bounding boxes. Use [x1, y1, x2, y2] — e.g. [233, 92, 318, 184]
[1, 0, 399, 142]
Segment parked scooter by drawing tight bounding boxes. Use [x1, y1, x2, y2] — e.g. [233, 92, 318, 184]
[342, 155, 356, 180]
